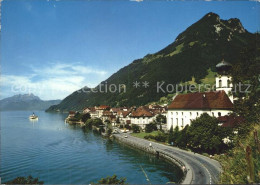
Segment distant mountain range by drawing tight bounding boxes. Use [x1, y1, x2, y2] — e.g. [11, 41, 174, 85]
[0, 94, 61, 111]
[47, 12, 260, 112]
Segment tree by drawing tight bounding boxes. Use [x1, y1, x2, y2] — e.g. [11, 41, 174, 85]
[82, 113, 91, 122]
[187, 113, 228, 154]
[94, 175, 126, 185]
[74, 112, 82, 120]
[231, 47, 260, 136]
[132, 124, 140, 133]
[172, 126, 180, 144]
[6, 175, 44, 184]
[176, 125, 190, 148]
[156, 114, 166, 131]
[156, 114, 166, 124]
[168, 125, 174, 145]
[92, 118, 103, 127]
[85, 119, 93, 129]
[145, 122, 157, 133]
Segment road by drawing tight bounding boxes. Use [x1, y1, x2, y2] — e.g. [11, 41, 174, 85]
[115, 132, 222, 184]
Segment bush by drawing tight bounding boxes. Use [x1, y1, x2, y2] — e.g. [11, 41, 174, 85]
[74, 112, 82, 120]
[145, 122, 157, 133]
[154, 131, 167, 142]
[68, 117, 80, 122]
[93, 174, 126, 184]
[144, 135, 155, 140]
[132, 124, 140, 133]
[125, 124, 131, 130]
[6, 175, 44, 184]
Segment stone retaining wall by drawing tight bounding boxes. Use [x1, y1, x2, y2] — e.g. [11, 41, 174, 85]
[113, 134, 192, 184]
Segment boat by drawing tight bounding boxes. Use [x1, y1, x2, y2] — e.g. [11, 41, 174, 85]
[29, 113, 38, 120]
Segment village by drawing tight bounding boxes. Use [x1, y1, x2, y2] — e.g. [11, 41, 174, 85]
[66, 60, 243, 135]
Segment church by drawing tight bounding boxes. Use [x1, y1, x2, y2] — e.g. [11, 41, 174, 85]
[167, 60, 234, 130]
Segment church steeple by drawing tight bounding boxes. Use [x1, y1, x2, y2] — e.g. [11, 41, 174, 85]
[215, 59, 233, 103]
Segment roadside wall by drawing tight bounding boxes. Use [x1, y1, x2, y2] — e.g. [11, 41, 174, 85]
[113, 134, 193, 184]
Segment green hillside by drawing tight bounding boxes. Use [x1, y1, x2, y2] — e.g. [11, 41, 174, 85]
[47, 12, 259, 112]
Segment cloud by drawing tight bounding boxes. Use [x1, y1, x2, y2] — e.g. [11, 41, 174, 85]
[0, 63, 108, 100]
[130, 0, 143, 2]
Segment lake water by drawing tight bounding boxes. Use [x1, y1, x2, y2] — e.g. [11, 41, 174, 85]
[0, 111, 183, 184]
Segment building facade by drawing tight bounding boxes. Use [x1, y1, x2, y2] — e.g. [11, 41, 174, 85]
[167, 60, 234, 130]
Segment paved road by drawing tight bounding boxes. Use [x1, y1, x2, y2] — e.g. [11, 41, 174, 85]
[115, 133, 222, 184]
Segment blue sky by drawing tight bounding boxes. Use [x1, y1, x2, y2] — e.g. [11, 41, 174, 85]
[1, 0, 259, 100]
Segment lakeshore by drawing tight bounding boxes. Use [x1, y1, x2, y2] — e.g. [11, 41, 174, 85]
[0, 111, 183, 184]
[113, 132, 222, 184]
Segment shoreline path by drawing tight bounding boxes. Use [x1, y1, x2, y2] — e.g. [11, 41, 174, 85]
[114, 132, 222, 184]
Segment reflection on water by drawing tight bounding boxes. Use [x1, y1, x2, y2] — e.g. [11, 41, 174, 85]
[0, 111, 183, 184]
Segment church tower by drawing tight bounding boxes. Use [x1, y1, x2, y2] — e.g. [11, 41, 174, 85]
[215, 59, 233, 103]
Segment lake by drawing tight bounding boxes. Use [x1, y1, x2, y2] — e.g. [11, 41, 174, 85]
[0, 111, 183, 184]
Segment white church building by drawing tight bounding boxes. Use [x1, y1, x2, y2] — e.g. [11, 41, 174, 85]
[167, 60, 234, 130]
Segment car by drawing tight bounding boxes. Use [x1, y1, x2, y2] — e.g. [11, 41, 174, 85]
[124, 135, 128, 138]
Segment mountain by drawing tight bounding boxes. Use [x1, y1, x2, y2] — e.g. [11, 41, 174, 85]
[47, 12, 260, 112]
[0, 94, 61, 111]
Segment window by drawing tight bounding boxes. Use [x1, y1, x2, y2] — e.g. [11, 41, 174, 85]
[171, 112, 173, 115]
[219, 79, 222, 88]
[190, 112, 192, 116]
[176, 118, 178, 126]
[227, 79, 231, 88]
[197, 112, 199, 116]
[218, 112, 221, 117]
[182, 112, 183, 116]
[182, 118, 184, 127]
[176, 112, 178, 116]
[212, 112, 214, 117]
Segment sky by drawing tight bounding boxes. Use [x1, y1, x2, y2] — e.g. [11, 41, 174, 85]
[1, 0, 259, 100]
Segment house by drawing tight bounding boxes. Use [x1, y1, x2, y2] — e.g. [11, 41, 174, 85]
[95, 105, 110, 117]
[167, 60, 234, 130]
[68, 111, 76, 118]
[110, 108, 121, 116]
[117, 110, 131, 125]
[89, 109, 98, 118]
[130, 106, 156, 129]
[102, 110, 113, 122]
[83, 107, 96, 114]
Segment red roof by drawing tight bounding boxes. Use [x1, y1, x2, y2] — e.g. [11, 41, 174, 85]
[218, 115, 245, 128]
[84, 107, 96, 111]
[168, 91, 233, 110]
[97, 105, 110, 110]
[122, 111, 131, 118]
[131, 106, 154, 117]
[111, 108, 121, 112]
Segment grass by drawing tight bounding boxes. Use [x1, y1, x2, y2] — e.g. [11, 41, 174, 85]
[189, 41, 198, 47]
[168, 43, 184, 56]
[131, 131, 159, 139]
[214, 125, 260, 184]
[200, 68, 216, 85]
